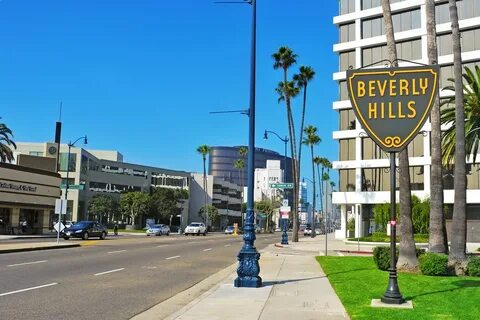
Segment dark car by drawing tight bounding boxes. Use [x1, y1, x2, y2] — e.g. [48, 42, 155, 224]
[62, 221, 108, 240]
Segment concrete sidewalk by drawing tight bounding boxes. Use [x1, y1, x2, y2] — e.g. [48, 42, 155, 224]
[134, 235, 350, 320]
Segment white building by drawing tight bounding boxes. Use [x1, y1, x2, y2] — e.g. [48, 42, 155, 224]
[333, 0, 480, 239]
[254, 160, 284, 202]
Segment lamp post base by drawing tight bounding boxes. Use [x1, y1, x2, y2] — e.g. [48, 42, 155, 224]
[381, 272, 404, 304]
[281, 219, 289, 245]
[234, 249, 262, 288]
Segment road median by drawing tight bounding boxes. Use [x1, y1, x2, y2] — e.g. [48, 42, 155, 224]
[0, 242, 81, 254]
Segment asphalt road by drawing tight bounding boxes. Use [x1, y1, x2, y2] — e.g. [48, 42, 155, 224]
[0, 233, 280, 320]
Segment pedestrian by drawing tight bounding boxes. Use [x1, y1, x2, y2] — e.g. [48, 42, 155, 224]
[21, 220, 27, 233]
[113, 223, 118, 236]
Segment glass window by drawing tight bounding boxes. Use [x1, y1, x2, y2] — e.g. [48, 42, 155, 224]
[339, 81, 348, 100]
[362, 168, 392, 191]
[362, 138, 388, 160]
[340, 139, 356, 161]
[437, 33, 453, 56]
[410, 166, 424, 191]
[59, 153, 77, 172]
[339, 51, 355, 71]
[28, 151, 44, 156]
[340, 0, 355, 15]
[339, 23, 355, 43]
[407, 134, 424, 157]
[339, 109, 356, 131]
[435, 2, 450, 24]
[339, 169, 356, 192]
[440, 65, 454, 89]
[462, 29, 475, 52]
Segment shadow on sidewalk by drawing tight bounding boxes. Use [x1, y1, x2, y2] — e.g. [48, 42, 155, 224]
[262, 276, 326, 287]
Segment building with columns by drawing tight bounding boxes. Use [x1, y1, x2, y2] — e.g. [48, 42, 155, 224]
[333, 0, 480, 239]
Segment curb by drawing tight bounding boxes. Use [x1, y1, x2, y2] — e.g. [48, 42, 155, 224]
[0, 243, 81, 254]
[335, 249, 372, 255]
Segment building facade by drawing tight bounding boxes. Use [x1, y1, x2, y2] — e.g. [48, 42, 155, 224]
[14, 142, 190, 223]
[333, 0, 480, 239]
[0, 162, 61, 234]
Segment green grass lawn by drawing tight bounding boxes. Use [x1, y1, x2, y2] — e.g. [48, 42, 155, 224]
[317, 256, 480, 320]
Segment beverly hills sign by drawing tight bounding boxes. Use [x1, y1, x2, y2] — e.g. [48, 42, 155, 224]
[346, 65, 439, 152]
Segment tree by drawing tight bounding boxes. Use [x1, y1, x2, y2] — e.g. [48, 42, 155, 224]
[120, 192, 150, 227]
[447, 0, 467, 274]
[314, 157, 331, 220]
[150, 187, 187, 222]
[302, 125, 321, 238]
[0, 121, 16, 163]
[273, 46, 300, 242]
[381, 0, 417, 271]
[88, 194, 119, 223]
[197, 145, 211, 226]
[294, 66, 316, 209]
[199, 205, 219, 228]
[426, 0, 448, 254]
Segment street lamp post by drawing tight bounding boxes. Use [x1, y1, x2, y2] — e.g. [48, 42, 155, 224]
[63, 136, 87, 224]
[264, 130, 289, 244]
[234, 0, 261, 288]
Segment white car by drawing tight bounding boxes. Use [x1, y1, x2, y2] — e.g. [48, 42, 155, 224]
[184, 222, 207, 236]
[146, 224, 170, 236]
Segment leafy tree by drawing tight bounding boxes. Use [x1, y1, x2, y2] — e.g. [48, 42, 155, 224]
[446, 0, 467, 272]
[199, 205, 219, 227]
[197, 145, 211, 225]
[88, 194, 119, 223]
[273, 46, 301, 242]
[426, 0, 448, 254]
[381, 0, 417, 271]
[0, 121, 16, 163]
[254, 199, 279, 232]
[150, 187, 187, 222]
[120, 192, 150, 227]
[302, 125, 321, 237]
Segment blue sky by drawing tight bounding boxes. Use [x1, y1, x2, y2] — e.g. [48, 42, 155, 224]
[0, 0, 339, 184]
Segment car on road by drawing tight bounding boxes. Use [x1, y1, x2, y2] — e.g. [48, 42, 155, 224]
[184, 222, 206, 236]
[146, 224, 170, 236]
[224, 226, 236, 235]
[62, 221, 108, 240]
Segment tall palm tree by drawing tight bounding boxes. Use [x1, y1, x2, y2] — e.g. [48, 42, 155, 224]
[426, 0, 448, 254]
[302, 125, 321, 238]
[273, 46, 300, 242]
[0, 122, 16, 163]
[197, 145, 211, 227]
[381, 0, 417, 270]
[314, 157, 331, 227]
[237, 146, 248, 227]
[446, 0, 467, 272]
[294, 66, 316, 201]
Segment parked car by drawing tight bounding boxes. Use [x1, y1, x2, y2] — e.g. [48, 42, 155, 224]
[62, 221, 108, 240]
[304, 227, 321, 236]
[184, 222, 206, 236]
[146, 224, 170, 236]
[224, 226, 234, 234]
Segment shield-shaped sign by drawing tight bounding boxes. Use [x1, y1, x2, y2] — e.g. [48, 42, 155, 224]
[346, 66, 439, 152]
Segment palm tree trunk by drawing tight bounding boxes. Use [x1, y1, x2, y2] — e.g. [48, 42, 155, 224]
[311, 145, 316, 238]
[448, 0, 467, 273]
[203, 155, 208, 228]
[381, 0, 418, 270]
[319, 166, 324, 229]
[298, 83, 308, 208]
[426, 0, 448, 254]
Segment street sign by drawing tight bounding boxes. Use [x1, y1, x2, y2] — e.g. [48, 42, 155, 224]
[55, 199, 67, 215]
[270, 183, 293, 189]
[53, 222, 65, 232]
[282, 199, 289, 207]
[60, 184, 85, 190]
[346, 65, 439, 152]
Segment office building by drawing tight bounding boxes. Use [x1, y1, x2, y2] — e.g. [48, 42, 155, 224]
[333, 0, 480, 239]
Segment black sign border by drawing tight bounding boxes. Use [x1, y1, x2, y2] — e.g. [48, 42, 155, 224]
[346, 66, 439, 152]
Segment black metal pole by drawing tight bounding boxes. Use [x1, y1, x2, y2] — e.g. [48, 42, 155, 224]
[381, 152, 404, 304]
[64, 144, 71, 225]
[234, 0, 261, 288]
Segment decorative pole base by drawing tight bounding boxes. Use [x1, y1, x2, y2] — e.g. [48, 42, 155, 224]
[381, 271, 404, 304]
[234, 249, 262, 288]
[281, 219, 288, 245]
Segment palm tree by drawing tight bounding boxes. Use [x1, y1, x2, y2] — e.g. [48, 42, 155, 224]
[313, 157, 331, 226]
[197, 145, 211, 228]
[445, 0, 467, 272]
[273, 46, 300, 242]
[237, 146, 247, 227]
[0, 121, 16, 163]
[294, 66, 316, 201]
[426, 0, 448, 254]
[381, 0, 417, 271]
[302, 125, 321, 238]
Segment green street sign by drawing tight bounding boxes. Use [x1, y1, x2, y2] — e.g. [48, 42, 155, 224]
[346, 65, 439, 152]
[270, 183, 293, 189]
[60, 184, 85, 190]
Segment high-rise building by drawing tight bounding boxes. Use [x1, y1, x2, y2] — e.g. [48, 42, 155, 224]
[333, 0, 480, 239]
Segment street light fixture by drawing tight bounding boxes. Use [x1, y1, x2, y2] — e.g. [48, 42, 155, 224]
[64, 135, 87, 224]
[264, 129, 289, 244]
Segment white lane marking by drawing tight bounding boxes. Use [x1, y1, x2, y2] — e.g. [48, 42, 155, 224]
[7, 260, 47, 267]
[108, 250, 126, 254]
[165, 255, 180, 260]
[156, 245, 169, 248]
[94, 268, 125, 276]
[187, 241, 196, 244]
[0, 283, 57, 297]
[203, 248, 212, 252]
[224, 244, 231, 247]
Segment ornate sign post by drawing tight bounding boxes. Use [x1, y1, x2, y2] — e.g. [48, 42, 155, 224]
[347, 65, 439, 304]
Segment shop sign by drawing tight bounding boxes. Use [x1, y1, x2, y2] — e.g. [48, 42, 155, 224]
[0, 181, 37, 193]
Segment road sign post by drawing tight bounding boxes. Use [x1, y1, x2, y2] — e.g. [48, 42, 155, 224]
[347, 65, 439, 304]
[54, 199, 67, 244]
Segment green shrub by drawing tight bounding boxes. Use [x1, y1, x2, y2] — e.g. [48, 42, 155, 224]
[373, 246, 397, 271]
[414, 234, 429, 243]
[467, 256, 480, 277]
[419, 253, 449, 276]
[372, 232, 387, 242]
[347, 218, 355, 231]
